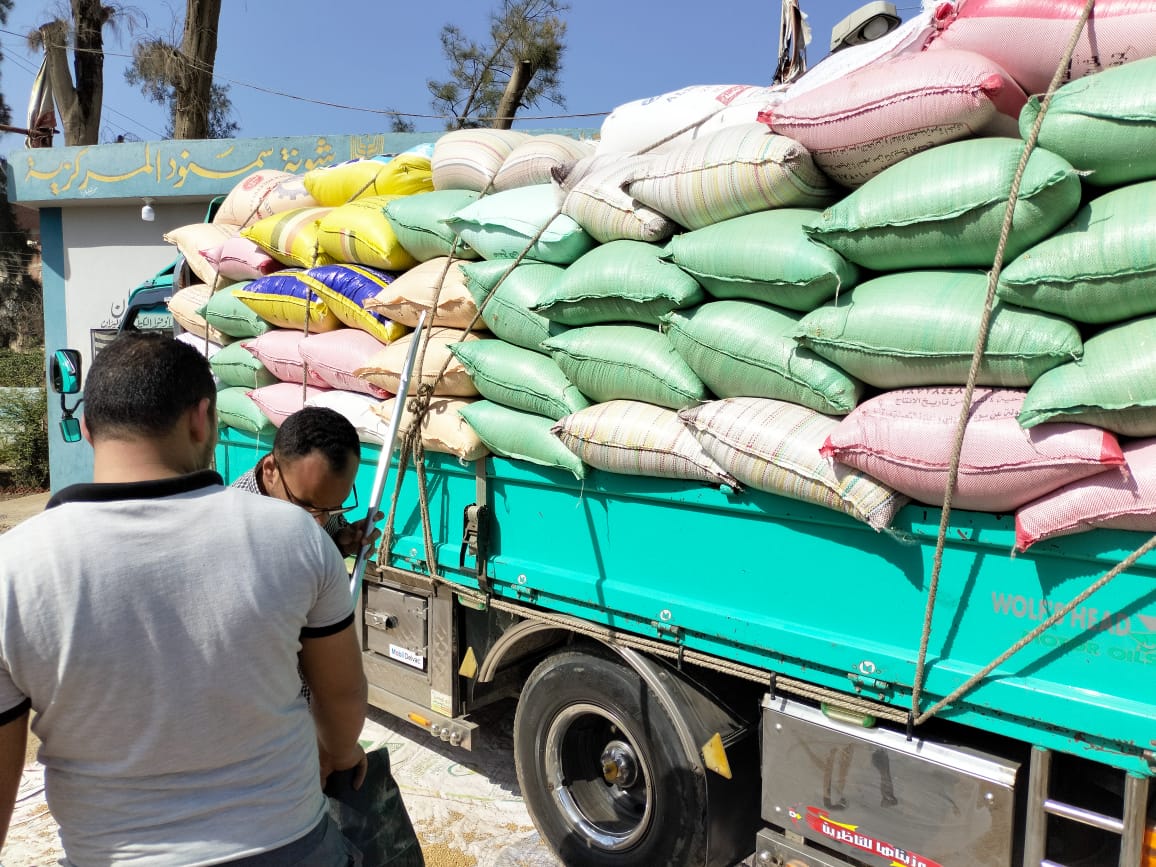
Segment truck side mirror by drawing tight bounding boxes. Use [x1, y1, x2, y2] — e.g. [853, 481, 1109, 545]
[60, 416, 82, 443]
[50, 349, 82, 394]
[49, 349, 85, 443]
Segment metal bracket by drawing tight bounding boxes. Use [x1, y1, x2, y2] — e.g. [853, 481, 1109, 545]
[459, 460, 491, 594]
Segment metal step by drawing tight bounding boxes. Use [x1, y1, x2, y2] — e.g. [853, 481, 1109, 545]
[1023, 747, 1149, 867]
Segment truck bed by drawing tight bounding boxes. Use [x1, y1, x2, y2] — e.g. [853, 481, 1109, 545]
[216, 427, 1156, 775]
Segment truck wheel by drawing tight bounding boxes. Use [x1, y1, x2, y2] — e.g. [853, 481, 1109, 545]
[514, 648, 709, 866]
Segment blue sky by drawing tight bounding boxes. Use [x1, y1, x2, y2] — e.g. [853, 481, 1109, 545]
[0, 0, 924, 150]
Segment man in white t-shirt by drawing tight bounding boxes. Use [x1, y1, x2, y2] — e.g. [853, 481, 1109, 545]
[0, 332, 368, 866]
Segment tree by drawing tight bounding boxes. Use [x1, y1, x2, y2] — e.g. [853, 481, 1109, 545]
[428, 0, 568, 130]
[125, 0, 237, 140]
[1, 0, 43, 350]
[28, 1, 122, 146]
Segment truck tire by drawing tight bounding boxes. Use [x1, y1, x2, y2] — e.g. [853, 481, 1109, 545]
[513, 648, 710, 866]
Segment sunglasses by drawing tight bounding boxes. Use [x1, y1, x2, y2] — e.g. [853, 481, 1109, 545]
[272, 459, 359, 519]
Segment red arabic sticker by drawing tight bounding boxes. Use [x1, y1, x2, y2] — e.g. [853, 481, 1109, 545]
[799, 806, 946, 867]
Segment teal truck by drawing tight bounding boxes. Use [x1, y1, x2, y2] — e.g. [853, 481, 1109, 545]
[56, 288, 1153, 867]
[205, 426, 1155, 867]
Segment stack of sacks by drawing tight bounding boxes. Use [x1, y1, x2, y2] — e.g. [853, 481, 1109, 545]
[187, 40, 1156, 545]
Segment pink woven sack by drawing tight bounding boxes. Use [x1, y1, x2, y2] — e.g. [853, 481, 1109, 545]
[822, 387, 1124, 513]
[201, 237, 281, 282]
[242, 329, 331, 388]
[1016, 438, 1156, 551]
[247, 382, 332, 428]
[928, 0, 1156, 97]
[298, 330, 391, 398]
[760, 48, 1026, 187]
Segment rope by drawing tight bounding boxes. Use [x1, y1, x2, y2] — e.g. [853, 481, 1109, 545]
[374, 104, 764, 575]
[910, 0, 1098, 725]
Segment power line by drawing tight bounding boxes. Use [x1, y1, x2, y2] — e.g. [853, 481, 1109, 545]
[0, 27, 611, 124]
[2, 47, 168, 139]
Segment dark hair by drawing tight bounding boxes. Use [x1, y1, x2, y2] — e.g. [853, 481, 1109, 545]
[83, 332, 217, 440]
[273, 406, 360, 473]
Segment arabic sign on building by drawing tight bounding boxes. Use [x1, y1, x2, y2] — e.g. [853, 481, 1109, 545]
[6, 133, 436, 204]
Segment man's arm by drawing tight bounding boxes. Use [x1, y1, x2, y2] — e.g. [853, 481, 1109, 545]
[299, 623, 367, 773]
[0, 711, 29, 851]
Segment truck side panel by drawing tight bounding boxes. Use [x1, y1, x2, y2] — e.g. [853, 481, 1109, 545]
[215, 429, 1156, 774]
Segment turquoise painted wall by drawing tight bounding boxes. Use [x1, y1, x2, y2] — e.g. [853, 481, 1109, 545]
[39, 208, 94, 493]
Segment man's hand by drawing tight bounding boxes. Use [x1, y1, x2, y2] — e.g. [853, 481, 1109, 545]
[318, 740, 368, 791]
[333, 511, 383, 559]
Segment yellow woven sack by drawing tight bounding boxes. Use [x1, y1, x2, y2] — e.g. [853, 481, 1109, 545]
[317, 196, 418, 271]
[303, 154, 434, 207]
[298, 264, 408, 344]
[232, 281, 344, 333]
[241, 207, 334, 269]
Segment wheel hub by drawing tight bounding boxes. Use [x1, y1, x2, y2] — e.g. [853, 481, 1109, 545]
[600, 740, 640, 788]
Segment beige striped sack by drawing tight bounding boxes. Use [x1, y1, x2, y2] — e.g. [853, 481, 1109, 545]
[364, 258, 481, 329]
[555, 154, 678, 244]
[551, 400, 739, 487]
[432, 129, 532, 192]
[354, 328, 482, 397]
[371, 396, 489, 461]
[167, 284, 234, 346]
[626, 123, 833, 231]
[163, 222, 241, 287]
[679, 397, 907, 529]
[493, 134, 597, 192]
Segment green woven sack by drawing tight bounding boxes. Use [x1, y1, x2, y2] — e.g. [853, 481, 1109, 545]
[664, 209, 858, 311]
[460, 259, 567, 353]
[805, 138, 1081, 272]
[997, 181, 1156, 324]
[793, 270, 1083, 389]
[449, 340, 589, 420]
[458, 400, 586, 479]
[1023, 56, 1156, 188]
[662, 301, 863, 415]
[1019, 315, 1156, 436]
[198, 283, 270, 339]
[445, 184, 596, 265]
[209, 341, 279, 389]
[216, 385, 276, 436]
[383, 190, 481, 262]
[541, 325, 708, 409]
[533, 240, 705, 325]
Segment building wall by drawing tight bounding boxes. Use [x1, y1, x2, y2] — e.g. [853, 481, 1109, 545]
[44, 201, 208, 491]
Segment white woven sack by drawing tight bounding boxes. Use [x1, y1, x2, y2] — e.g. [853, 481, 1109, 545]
[306, 389, 390, 445]
[364, 258, 481, 329]
[371, 396, 489, 461]
[551, 400, 738, 487]
[626, 124, 832, 230]
[596, 84, 781, 157]
[1015, 438, 1156, 551]
[213, 170, 318, 228]
[432, 129, 532, 192]
[780, 4, 946, 103]
[493, 134, 597, 192]
[554, 154, 678, 244]
[679, 397, 907, 529]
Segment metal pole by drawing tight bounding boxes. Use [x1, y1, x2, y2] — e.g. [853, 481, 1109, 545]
[349, 311, 429, 597]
